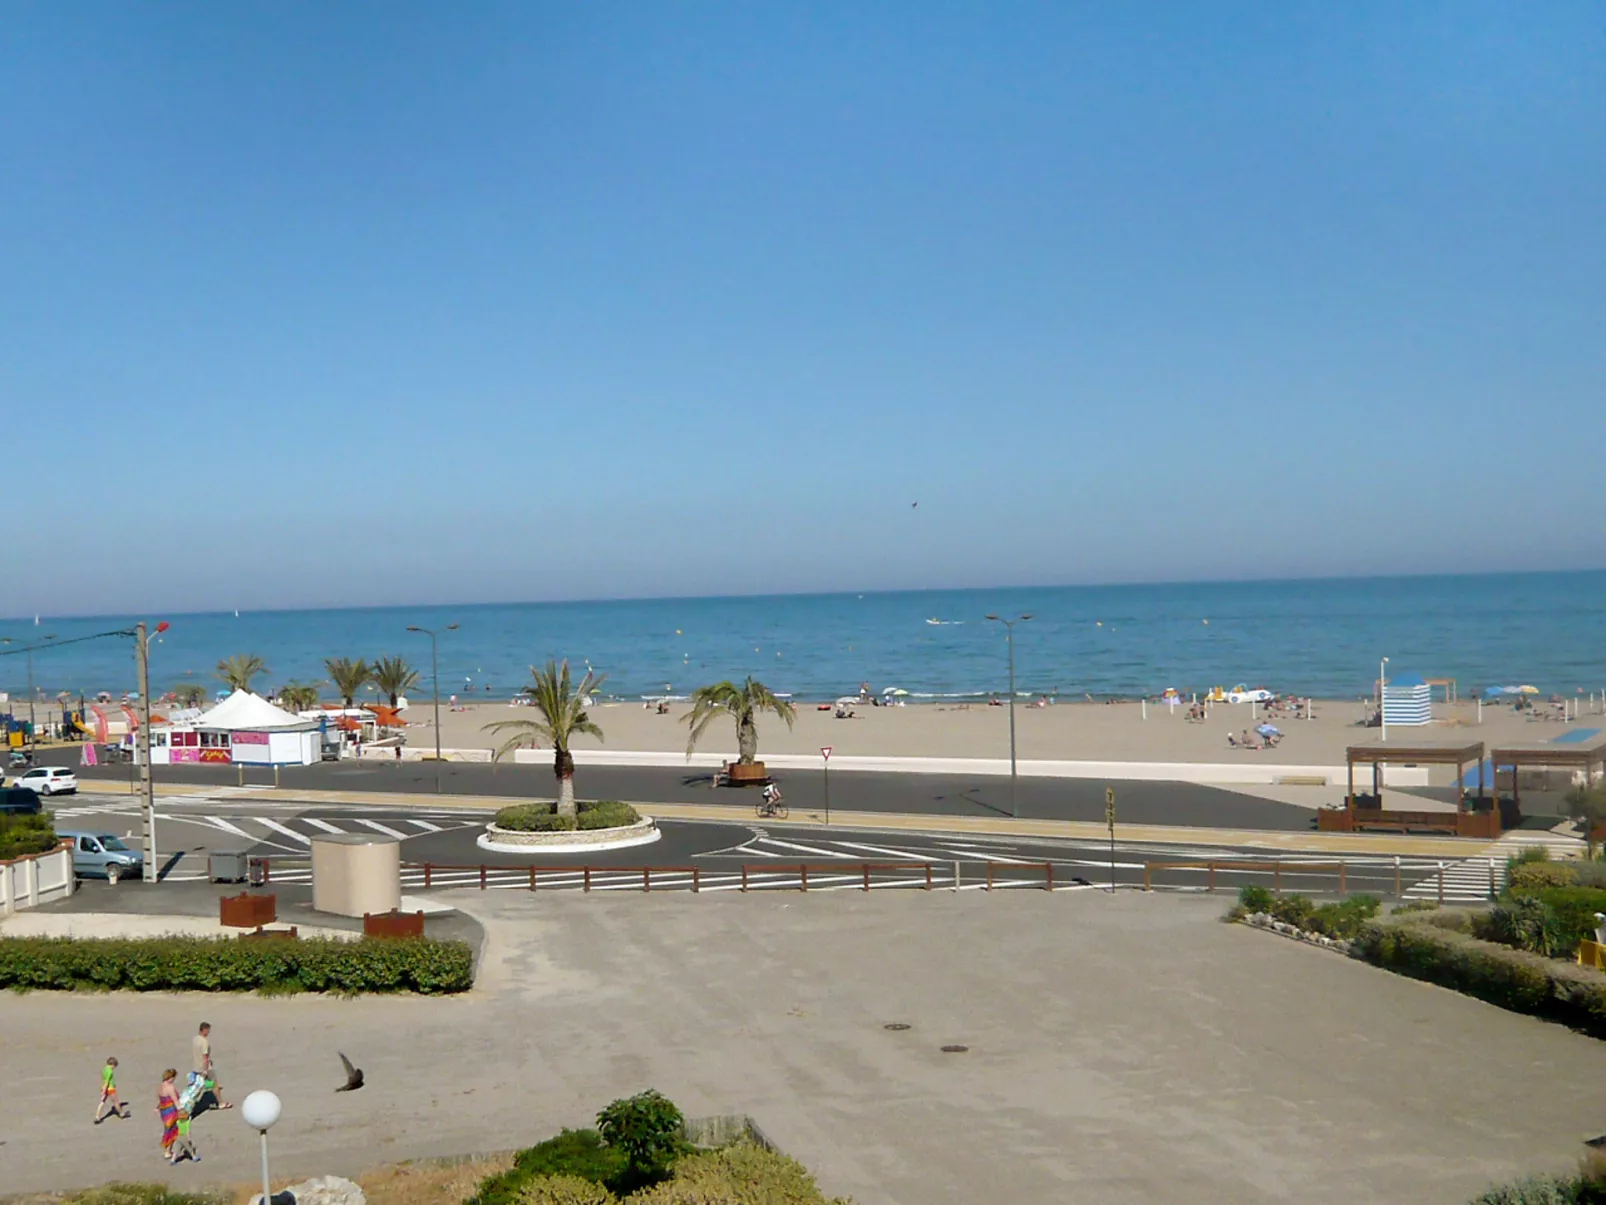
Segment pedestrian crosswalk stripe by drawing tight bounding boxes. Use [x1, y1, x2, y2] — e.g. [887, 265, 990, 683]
[355, 818, 412, 840]
[258, 818, 311, 844]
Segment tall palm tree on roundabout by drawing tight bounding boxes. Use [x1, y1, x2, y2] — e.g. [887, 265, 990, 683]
[684, 677, 796, 766]
[371, 655, 420, 707]
[484, 660, 605, 816]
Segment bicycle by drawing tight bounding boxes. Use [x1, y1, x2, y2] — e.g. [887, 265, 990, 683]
[756, 788, 788, 820]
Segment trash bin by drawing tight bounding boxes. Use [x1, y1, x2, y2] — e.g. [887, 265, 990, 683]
[209, 851, 249, 884]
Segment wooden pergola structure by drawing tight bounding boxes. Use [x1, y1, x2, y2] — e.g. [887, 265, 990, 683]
[1345, 740, 1488, 806]
[1487, 735, 1606, 808]
[1323, 740, 1497, 837]
[1425, 677, 1457, 703]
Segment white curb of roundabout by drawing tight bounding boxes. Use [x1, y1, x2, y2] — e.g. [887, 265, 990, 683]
[476, 817, 662, 855]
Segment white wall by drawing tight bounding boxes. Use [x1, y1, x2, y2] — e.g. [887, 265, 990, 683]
[0, 846, 75, 916]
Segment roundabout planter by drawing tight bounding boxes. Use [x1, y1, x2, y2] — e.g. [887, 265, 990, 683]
[477, 816, 661, 855]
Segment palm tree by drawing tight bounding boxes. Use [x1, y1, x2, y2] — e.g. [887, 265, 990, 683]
[278, 681, 321, 712]
[683, 677, 796, 765]
[483, 660, 605, 816]
[325, 658, 372, 708]
[216, 654, 267, 693]
[371, 655, 421, 707]
[171, 682, 206, 709]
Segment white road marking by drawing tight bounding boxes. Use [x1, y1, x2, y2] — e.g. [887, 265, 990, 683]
[937, 846, 1036, 864]
[833, 841, 941, 862]
[259, 818, 312, 845]
[302, 818, 346, 833]
[203, 815, 256, 839]
[405, 819, 443, 832]
[355, 818, 412, 839]
[750, 837, 857, 859]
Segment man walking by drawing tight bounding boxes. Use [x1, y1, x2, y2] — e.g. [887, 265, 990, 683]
[186, 1022, 232, 1114]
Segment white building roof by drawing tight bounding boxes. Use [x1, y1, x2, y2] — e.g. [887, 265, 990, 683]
[195, 689, 315, 731]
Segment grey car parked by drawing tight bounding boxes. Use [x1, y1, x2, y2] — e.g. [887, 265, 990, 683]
[58, 831, 144, 883]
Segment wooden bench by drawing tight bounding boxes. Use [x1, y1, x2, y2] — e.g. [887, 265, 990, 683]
[219, 892, 277, 928]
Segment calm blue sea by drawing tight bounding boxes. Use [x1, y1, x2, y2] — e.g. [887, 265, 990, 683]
[2, 572, 1602, 704]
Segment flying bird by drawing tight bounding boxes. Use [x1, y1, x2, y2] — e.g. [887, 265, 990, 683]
[336, 1052, 364, 1092]
[911, 501, 918, 508]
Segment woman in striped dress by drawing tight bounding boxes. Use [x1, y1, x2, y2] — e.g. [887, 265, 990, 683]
[156, 1069, 180, 1161]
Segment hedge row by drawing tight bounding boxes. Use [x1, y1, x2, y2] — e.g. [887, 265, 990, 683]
[0, 935, 474, 994]
[1505, 885, 1606, 953]
[0, 813, 59, 861]
[1352, 917, 1606, 1036]
[1235, 888, 1381, 940]
[513, 1144, 851, 1205]
[495, 801, 642, 834]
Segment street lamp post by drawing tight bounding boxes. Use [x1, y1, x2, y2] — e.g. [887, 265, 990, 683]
[407, 623, 458, 793]
[241, 1089, 283, 1205]
[984, 613, 1033, 819]
[135, 623, 168, 882]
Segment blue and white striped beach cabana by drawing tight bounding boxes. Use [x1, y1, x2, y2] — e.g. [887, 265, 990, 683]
[1382, 672, 1433, 726]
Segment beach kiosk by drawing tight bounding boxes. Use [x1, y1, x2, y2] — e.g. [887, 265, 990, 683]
[146, 690, 322, 766]
[1382, 672, 1433, 727]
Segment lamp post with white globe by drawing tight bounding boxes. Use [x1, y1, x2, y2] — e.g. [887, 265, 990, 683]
[242, 1089, 282, 1205]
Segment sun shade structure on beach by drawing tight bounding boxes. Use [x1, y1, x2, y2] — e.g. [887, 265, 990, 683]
[1345, 739, 1489, 804]
[1487, 734, 1606, 807]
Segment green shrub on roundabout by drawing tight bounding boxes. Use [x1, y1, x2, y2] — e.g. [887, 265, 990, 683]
[494, 801, 641, 833]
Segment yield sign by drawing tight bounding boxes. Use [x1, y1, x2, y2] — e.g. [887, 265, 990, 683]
[820, 746, 833, 759]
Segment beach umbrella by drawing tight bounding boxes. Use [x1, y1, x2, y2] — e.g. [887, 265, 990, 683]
[883, 687, 909, 696]
[1517, 685, 1540, 695]
[1256, 723, 1281, 737]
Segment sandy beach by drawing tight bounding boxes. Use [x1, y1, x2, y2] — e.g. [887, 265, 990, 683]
[403, 696, 1588, 771]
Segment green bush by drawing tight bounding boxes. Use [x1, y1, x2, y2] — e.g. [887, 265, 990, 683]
[0, 812, 59, 860]
[1237, 885, 1274, 913]
[1488, 897, 1563, 956]
[1256, 892, 1380, 940]
[1469, 1175, 1588, 1204]
[1570, 861, 1606, 890]
[578, 801, 641, 831]
[470, 1131, 626, 1205]
[1354, 916, 1606, 1036]
[0, 935, 473, 994]
[1508, 861, 1580, 890]
[627, 1143, 853, 1205]
[63, 1186, 225, 1205]
[495, 801, 641, 834]
[1507, 886, 1606, 953]
[597, 1089, 686, 1189]
[1392, 900, 1443, 914]
[514, 1175, 613, 1205]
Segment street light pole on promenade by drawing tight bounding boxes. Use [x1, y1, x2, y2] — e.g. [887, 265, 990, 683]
[407, 623, 458, 793]
[985, 613, 1033, 819]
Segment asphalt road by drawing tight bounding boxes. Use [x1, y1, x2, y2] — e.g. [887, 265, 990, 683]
[55, 791, 1476, 901]
[63, 757, 1316, 830]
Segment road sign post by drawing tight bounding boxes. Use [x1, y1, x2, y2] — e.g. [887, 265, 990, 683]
[821, 746, 832, 826]
[1106, 786, 1116, 893]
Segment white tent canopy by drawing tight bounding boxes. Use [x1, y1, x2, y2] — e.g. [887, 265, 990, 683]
[195, 689, 313, 731]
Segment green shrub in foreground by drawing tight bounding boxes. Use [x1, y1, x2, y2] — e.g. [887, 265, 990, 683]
[1507, 861, 1580, 891]
[597, 1089, 686, 1189]
[1354, 917, 1606, 1035]
[0, 935, 473, 994]
[1507, 885, 1606, 953]
[1236, 885, 1274, 913]
[1245, 892, 1381, 941]
[628, 1143, 854, 1205]
[1468, 1174, 1589, 1204]
[62, 1185, 225, 1205]
[495, 800, 642, 834]
[0, 811, 59, 860]
[514, 1175, 613, 1205]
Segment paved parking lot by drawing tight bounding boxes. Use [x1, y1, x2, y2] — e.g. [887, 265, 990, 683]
[1, 890, 1601, 1203]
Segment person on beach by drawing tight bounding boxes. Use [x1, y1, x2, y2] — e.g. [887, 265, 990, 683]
[95, 1056, 131, 1123]
[156, 1069, 180, 1161]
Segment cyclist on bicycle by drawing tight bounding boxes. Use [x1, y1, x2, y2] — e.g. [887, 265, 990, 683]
[760, 782, 784, 815]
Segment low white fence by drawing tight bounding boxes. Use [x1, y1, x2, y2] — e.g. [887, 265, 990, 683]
[0, 846, 75, 916]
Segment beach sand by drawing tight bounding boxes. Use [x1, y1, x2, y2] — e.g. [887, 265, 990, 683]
[407, 696, 1580, 773]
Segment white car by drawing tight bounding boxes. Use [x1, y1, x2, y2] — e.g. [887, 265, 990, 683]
[1226, 685, 1274, 705]
[17, 766, 78, 796]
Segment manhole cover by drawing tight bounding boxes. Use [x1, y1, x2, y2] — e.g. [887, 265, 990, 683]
[941, 1044, 969, 1053]
[884, 1022, 912, 1031]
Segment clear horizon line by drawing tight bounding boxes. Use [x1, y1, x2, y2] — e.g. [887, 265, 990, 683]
[4, 564, 1603, 625]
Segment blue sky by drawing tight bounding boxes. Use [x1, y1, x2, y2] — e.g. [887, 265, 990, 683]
[3, 2, 1602, 615]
